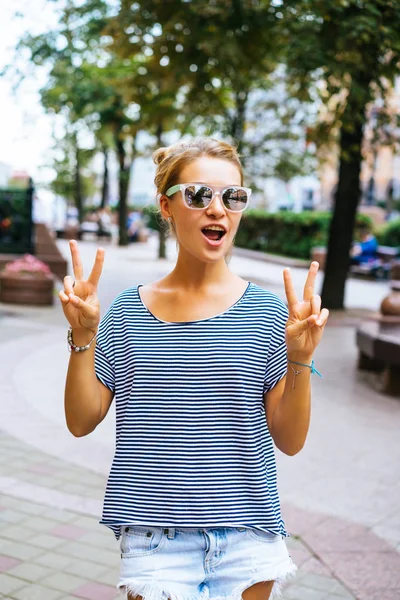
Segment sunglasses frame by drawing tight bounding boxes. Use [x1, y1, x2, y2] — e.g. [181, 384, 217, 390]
[165, 183, 252, 213]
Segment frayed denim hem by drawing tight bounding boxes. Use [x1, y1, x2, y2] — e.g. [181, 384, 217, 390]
[117, 580, 209, 600]
[117, 559, 297, 600]
[230, 559, 298, 599]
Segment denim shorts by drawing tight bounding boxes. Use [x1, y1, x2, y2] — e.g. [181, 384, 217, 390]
[118, 526, 297, 600]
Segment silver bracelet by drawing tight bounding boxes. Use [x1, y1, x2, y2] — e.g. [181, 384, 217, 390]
[288, 363, 304, 389]
[67, 326, 97, 353]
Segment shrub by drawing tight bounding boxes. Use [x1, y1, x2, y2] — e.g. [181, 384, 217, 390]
[235, 210, 373, 260]
[377, 218, 400, 248]
[138, 204, 377, 260]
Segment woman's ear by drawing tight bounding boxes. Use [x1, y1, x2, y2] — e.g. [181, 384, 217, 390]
[159, 194, 172, 221]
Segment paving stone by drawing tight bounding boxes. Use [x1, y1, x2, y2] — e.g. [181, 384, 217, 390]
[96, 567, 119, 587]
[7, 561, 53, 582]
[50, 523, 89, 540]
[27, 463, 59, 476]
[299, 573, 349, 595]
[33, 551, 74, 571]
[0, 509, 24, 524]
[70, 516, 102, 531]
[29, 533, 66, 550]
[0, 495, 47, 516]
[0, 554, 21, 573]
[22, 515, 61, 533]
[1, 524, 38, 542]
[59, 482, 95, 495]
[324, 593, 355, 600]
[11, 584, 65, 600]
[39, 572, 88, 593]
[12, 471, 42, 483]
[63, 558, 109, 580]
[283, 583, 329, 600]
[42, 508, 78, 524]
[79, 531, 118, 549]
[59, 542, 118, 568]
[72, 581, 117, 600]
[0, 572, 25, 594]
[0, 539, 45, 561]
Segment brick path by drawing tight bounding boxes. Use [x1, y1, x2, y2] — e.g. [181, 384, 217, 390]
[1, 235, 399, 599]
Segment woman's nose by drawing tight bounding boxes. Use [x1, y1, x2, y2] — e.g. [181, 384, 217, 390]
[205, 192, 225, 216]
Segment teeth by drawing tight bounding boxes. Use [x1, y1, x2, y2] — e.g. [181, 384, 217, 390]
[204, 225, 225, 232]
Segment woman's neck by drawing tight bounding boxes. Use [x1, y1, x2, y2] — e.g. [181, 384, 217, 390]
[166, 250, 238, 292]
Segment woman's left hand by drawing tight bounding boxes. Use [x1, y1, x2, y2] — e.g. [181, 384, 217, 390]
[283, 261, 329, 360]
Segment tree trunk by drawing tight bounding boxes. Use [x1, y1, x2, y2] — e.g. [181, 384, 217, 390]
[116, 137, 130, 247]
[321, 91, 367, 310]
[100, 146, 109, 209]
[231, 91, 248, 148]
[156, 124, 167, 259]
[74, 142, 84, 224]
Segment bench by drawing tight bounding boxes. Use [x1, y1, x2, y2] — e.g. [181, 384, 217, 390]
[311, 246, 399, 279]
[350, 246, 399, 280]
[356, 319, 400, 395]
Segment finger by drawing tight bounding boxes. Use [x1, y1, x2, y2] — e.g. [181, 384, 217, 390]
[316, 308, 329, 327]
[64, 275, 74, 296]
[87, 247, 105, 288]
[287, 314, 317, 336]
[69, 240, 84, 281]
[303, 261, 319, 302]
[311, 294, 321, 316]
[59, 290, 69, 304]
[67, 293, 96, 318]
[283, 268, 298, 309]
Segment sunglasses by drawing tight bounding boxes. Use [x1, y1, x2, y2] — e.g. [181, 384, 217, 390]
[165, 183, 252, 213]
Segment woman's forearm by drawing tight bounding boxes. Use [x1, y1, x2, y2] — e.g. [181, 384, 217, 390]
[65, 328, 102, 437]
[270, 355, 312, 456]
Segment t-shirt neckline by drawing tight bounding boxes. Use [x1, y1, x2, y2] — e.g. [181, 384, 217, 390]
[136, 281, 252, 325]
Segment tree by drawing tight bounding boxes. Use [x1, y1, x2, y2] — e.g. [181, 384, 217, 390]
[13, 0, 140, 244]
[283, 0, 400, 309]
[109, 0, 285, 149]
[49, 129, 96, 218]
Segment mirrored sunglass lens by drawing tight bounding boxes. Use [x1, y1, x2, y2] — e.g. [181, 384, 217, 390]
[223, 188, 248, 211]
[184, 185, 213, 208]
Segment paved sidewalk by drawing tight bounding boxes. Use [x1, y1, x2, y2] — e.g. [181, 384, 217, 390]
[1, 235, 399, 600]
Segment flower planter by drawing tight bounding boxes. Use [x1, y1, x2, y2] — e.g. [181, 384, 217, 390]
[0, 273, 54, 305]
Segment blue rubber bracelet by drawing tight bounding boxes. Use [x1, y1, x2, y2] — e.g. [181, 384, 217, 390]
[288, 359, 322, 378]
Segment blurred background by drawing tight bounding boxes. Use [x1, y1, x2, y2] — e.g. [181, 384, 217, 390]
[1, 2, 400, 600]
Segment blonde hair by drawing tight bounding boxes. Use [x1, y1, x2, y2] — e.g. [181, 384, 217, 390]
[153, 137, 243, 196]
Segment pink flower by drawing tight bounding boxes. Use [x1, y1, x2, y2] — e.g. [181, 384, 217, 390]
[2, 254, 52, 278]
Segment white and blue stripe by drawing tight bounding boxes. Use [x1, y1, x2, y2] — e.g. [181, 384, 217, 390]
[95, 283, 289, 539]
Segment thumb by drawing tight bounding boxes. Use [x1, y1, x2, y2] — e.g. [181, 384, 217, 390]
[287, 314, 317, 337]
[68, 293, 97, 320]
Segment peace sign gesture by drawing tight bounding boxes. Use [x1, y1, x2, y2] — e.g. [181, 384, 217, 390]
[283, 261, 329, 360]
[59, 240, 105, 334]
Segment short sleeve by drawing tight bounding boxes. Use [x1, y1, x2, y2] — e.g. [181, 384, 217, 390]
[263, 300, 289, 394]
[95, 304, 115, 392]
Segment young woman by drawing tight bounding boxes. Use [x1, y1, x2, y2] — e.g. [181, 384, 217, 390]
[60, 138, 329, 600]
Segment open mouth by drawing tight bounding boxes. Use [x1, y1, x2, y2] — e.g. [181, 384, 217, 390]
[201, 228, 226, 242]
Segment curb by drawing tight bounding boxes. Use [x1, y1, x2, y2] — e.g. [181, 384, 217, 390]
[233, 247, 310, 268]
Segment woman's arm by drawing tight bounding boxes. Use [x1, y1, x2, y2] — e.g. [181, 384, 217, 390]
[264, 354, 312, 456]
[65, 329, 114, 437]
[263, 262, 329, 455]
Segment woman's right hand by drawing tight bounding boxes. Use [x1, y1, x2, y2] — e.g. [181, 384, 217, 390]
[59, 240, 105, 334]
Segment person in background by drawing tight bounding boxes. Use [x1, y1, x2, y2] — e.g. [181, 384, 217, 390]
[350, 224, 378, 265]
[97, 207, 113, 240]
[127, 210, 144, 242]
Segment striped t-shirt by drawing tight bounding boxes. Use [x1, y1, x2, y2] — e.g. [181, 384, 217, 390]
[95, 282, 289, 539]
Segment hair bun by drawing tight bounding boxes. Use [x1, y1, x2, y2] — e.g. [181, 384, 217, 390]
[152, 147, 169, 165]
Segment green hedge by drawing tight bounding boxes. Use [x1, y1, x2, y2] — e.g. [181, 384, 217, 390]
[137, 205, 400, 260]
[376, 218, 400, 248]
[235, 210, 372, 260]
